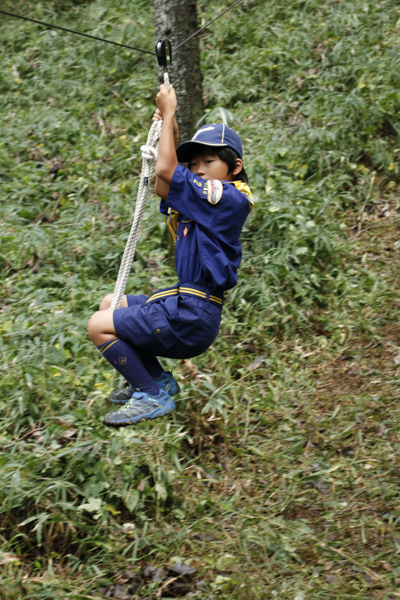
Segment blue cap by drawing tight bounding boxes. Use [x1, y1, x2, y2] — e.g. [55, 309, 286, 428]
[177, 123, 243, 162]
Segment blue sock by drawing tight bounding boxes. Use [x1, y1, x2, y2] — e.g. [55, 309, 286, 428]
[98, 338, 159, 396]
[139, 350, 163, 378]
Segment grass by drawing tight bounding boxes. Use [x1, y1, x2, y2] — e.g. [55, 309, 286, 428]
[0, 0, 400, 598]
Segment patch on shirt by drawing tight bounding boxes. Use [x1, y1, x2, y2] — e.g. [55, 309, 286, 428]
[205, 179, 223, 205]
[183, 225, 189, 238]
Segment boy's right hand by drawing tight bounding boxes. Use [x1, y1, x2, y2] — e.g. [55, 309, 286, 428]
[156, 83, 177, 117]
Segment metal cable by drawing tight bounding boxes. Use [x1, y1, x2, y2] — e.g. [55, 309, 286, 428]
[0, 9, 157, 57]
[172, 0, 243, 52]
[0, 2, 244, 57]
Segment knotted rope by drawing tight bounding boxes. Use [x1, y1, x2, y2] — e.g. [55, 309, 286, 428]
[110, 72, 170, 310]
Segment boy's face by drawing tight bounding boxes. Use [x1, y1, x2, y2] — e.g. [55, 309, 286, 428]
[188, 153, 233, 182]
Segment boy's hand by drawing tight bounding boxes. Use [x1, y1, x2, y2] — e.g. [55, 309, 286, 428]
[152, 106, 179, 148]
[152, 108, 163, 123]
[156, 84, 177, 118]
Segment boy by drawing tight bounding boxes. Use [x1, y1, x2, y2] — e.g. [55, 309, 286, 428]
[87, 84, 253, 427]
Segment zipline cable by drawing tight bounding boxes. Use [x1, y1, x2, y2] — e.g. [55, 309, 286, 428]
[0, 9, 157, 57]
[0, 1, 244, 57]
[172, 0, 243, 52]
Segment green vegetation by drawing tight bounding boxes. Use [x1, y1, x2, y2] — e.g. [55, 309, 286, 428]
[0, 0, 399, 598]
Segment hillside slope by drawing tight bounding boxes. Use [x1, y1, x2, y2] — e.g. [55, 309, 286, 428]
[0, 0, 399, 598]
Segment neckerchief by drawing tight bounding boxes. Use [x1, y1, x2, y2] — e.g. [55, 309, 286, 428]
[167, 208, 180, 241]
[229, 180, 254, 211]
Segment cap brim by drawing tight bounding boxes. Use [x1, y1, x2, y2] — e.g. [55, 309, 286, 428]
[176, 140, 228, 163]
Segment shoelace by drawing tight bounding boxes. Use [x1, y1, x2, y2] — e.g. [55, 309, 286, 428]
[120, 393, 161, 411]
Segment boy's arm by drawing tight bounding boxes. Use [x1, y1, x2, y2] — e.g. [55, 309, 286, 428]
[154, 85, 179, 197]
[153, 107, 179, 199]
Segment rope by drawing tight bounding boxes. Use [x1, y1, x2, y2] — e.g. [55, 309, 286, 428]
[110, 71, 170, 310]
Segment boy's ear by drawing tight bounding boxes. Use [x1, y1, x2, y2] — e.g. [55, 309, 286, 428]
[232, 158, 243, 177]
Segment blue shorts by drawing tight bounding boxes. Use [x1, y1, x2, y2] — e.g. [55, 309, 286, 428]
[112, 286, 222, 359]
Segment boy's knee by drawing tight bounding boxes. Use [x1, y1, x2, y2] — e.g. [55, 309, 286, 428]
[99, 293, 113, 311]
[88, 310, 104, 346]
[88, 311, 102, 342]
[99, 293, 128, 310]
[88, 309, 117, 347]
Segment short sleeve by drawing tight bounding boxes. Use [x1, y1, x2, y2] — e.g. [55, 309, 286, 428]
[159, 198, 168, 216]
[165, 164, 224, 225]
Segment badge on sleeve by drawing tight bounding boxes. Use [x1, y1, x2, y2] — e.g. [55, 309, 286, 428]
[207, 180, 223, 205]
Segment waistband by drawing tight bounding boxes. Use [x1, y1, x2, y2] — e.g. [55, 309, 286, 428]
[146, 282, 223, 307]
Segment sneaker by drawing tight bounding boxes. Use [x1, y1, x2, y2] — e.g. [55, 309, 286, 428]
[151, 371, 180, 396]
[109, 385, 135, 404]
[109, 385, 135, 403]
[104, 389, 175, 427]
[109, 372, 180, 404]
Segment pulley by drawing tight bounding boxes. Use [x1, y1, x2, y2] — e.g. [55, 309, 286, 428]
[156, 39, 172, 68]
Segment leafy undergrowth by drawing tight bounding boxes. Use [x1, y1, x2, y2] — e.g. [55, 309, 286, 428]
[1, 0, 400, 599]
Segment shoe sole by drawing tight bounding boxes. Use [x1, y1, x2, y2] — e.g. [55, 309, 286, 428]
[104, 400, 176, 427]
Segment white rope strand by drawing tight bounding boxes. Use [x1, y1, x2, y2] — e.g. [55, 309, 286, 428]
[110, 72, 170, 310]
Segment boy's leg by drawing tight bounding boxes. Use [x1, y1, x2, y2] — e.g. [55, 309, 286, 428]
[88, 309, 159, 396]
[139, 350, 163, 378]
[99, 293, 165, 377]
[97, 293, 166, 397]
[88, 307, 175, 427]
[123, 295, 166, 377]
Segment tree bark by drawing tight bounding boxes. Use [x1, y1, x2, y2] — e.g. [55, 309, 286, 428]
[153, 0, 204, 142]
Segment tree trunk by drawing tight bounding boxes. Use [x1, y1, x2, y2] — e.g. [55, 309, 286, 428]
[153, 0, 204, 142]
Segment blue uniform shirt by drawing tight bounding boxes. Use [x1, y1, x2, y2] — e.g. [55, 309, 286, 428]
[113, 165, 252, 359]
[160, 164, 251, 294]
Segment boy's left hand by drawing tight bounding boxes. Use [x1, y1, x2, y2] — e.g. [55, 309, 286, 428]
[152, 107, 179, 148]
[152, 108, 163, 123]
